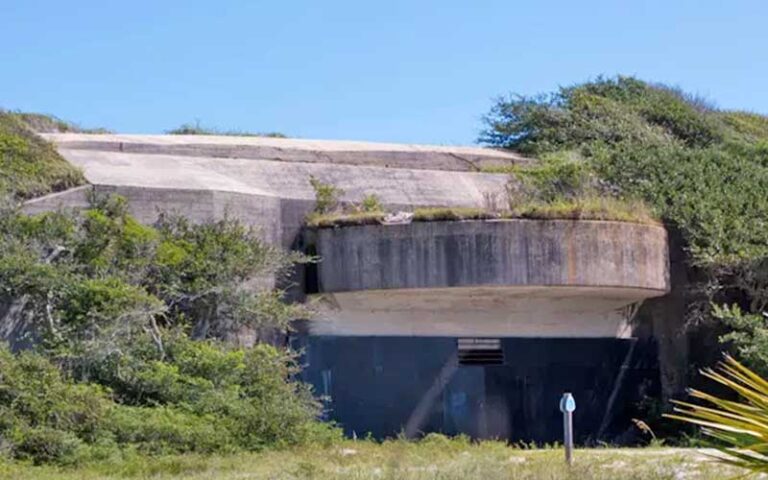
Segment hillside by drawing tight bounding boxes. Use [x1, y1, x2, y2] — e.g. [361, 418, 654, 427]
[0, 111, 87, 200]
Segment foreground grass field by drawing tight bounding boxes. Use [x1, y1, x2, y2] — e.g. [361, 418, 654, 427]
[0, 438, 745, 480]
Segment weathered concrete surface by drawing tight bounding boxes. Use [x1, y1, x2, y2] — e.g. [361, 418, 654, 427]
[306, 220, 669, 337]
[310, 220, 669, 292]
[30, 147, 511, 247]
[42, 133, 529, 172]
[311, 286, 647, 337]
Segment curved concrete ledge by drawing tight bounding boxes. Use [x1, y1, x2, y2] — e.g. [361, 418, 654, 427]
[306, 219, 669, 337]
[309, 219, 670, 294]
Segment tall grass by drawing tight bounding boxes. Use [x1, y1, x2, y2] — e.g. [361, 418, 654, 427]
[0, 438, 742, 479]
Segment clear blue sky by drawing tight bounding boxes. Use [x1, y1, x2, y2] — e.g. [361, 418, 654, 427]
[1, 0, 766, 145]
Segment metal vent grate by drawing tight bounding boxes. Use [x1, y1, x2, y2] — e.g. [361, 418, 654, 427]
[457, 338, 503, 365]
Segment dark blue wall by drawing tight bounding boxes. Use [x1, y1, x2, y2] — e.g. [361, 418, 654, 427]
[293, 336, 659, 444]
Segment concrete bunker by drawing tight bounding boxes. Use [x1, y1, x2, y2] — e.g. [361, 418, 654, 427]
[30, 134, 673, 443]
[297, 218, 670, 441]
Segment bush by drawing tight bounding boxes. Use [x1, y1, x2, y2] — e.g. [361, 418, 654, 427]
[481, 75, 768, 345]
[360, 194, 383, 213]
[0, 196, 335, 465]
[10, 427, 85, 465]
[0, 111, 86, 200]
[108, 406, 234, 454]
[308, 175, 343, 215]
[0, 340, 337, 464]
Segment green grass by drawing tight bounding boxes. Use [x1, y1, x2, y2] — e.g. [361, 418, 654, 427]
[0, 111, 87, 200]
[0, 440, 743, 480]
[306, 200, 659, 228]
[719, 110, 768, 144]
[167, 121, 287, 138]
[10, 112, 111, 134]
[513, 196, 658, 224]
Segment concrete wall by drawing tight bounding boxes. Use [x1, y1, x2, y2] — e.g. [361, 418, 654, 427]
[309, 220, 670, 292]
[36, 148, 513, 249]
[305, 220, 669, 337]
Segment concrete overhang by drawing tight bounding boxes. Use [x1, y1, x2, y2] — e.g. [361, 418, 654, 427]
[305, 219, 670, 338]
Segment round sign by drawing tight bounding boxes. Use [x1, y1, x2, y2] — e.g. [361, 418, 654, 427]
[560, 393, 576, 413]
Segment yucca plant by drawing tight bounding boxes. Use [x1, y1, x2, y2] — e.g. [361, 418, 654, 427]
[665, 354, 768, 473]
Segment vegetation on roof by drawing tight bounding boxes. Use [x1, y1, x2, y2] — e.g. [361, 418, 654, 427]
[167, 121, 287, 138]
[305, 145, 659, 229]
[306, 198, 658, 228]
[481, 76, 768, 266]
[0, 110, 87, 200]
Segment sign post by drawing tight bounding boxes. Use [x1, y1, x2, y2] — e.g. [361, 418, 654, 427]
[559, 392, 576, 465]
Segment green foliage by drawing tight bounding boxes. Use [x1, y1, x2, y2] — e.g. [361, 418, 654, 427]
[0, 193, 305, 356]
[512, 152, 594, 202]
[481, 75, 768, 266]
[308, 175, 343, 215]
[481, 75, 768, 346]
[666, 355, 768, 473]
[714, 304, 768, 377]
[0, 340, 335, 465]
[513, 195, 656, 224]
[360, 194, 383, 213]
[0, 347, 112, 464]
[0, 195, 330, 464]
[166, 121, 287, 138]
[9, 112, 111, 134]
[0, 111, 86, 200]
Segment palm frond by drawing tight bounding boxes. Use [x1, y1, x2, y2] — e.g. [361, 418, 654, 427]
[665, 354, 768, 473]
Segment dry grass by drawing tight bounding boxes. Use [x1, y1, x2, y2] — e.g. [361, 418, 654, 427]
[306, 211, 387, 227]
[513, 196, 660, 225]
[306, 199, 660, 228]
[0, 439, 743, 480]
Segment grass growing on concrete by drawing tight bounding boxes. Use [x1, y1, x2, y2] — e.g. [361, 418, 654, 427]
[306, 199, 659, 228]
[167, 121, 287, 138]
[0, 111, 87, 200]
[513, 196, 658, 224]
[0, 438, 742, 480]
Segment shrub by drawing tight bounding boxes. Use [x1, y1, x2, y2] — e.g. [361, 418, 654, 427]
[481, 75, 768, 355]
[360, 194, 383, 213]
[10, 427, 85, 465]
[308, 175, 343, 215]
[0, 197, 332, 465]
[0, 339, 337, 464]
[107, 406, 234, 454]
